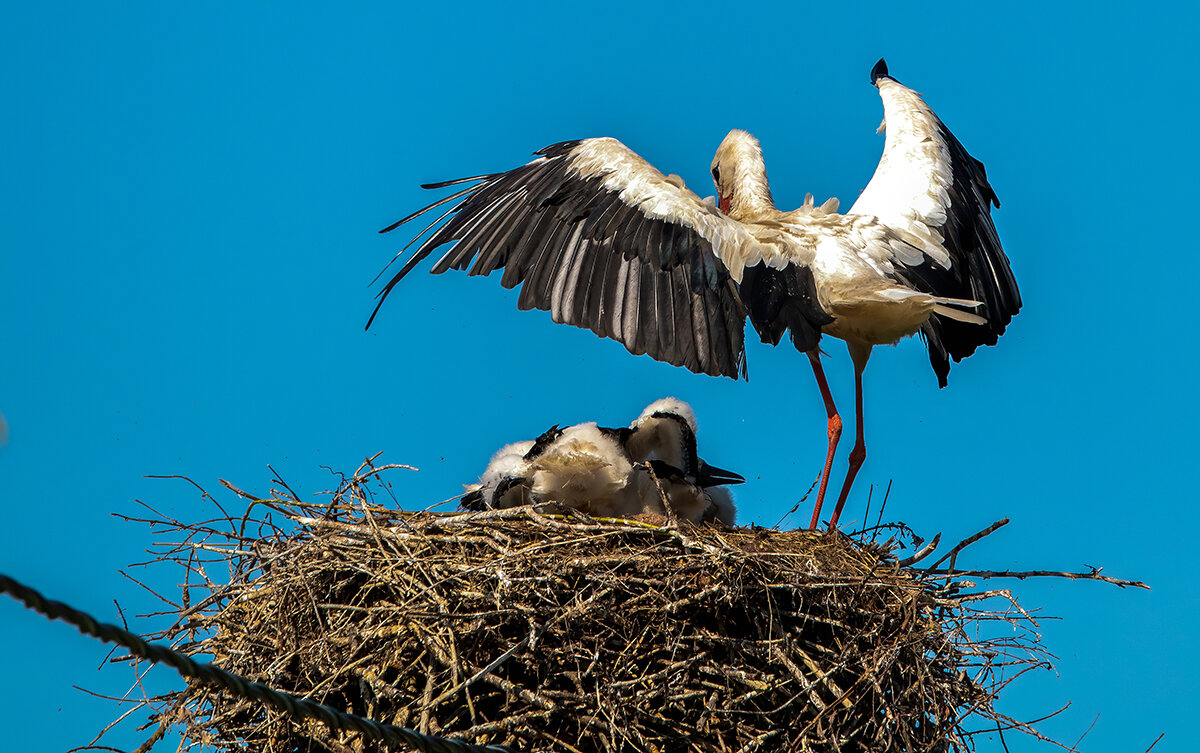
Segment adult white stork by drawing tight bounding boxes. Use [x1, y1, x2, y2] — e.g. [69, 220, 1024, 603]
[372, 59, 1020, 530]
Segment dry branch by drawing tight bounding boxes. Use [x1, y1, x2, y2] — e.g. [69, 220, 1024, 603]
[922, 568, 1148, 590]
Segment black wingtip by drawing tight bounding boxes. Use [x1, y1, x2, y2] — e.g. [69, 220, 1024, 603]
[460, 489, 486, 511]
[364, 301, 383, 330]
[871, 58, 889, 85]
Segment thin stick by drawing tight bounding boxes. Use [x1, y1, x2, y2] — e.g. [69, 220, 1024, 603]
[774, 476, 819, 530]
[927, 519, 1009, 571]
[898, 533, 941, 567]
[922, 568, 1149, 590]
[871, 479, 892, 543]
[1071, 713, 1100, 749]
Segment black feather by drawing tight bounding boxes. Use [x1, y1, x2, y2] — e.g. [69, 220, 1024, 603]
[740, 263, 831, 355]
[492, 476, 528, 506]
[871, 58, 890, 85]
[598, 425, 634, 445]
[670, 265, 699, 373]
[525, 425, 563, 460]
[369, 139, 752, 378]
[647, 269, 672, 365]
[419, 173, 495, 190]
[460, 488, 486, 511]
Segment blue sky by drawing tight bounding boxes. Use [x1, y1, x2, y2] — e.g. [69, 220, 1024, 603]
[1, 3, 1195, 751]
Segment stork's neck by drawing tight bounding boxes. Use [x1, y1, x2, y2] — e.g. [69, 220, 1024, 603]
[728, 152, 775, 221]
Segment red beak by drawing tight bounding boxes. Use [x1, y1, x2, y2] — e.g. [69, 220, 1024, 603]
[718, 193, 731, 214]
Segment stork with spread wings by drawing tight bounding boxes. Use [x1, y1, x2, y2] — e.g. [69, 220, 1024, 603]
[368, 59, 1021, 530]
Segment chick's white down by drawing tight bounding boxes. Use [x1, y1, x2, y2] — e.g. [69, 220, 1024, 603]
[461, 398, 737, 523]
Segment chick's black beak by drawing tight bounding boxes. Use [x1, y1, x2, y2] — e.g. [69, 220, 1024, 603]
[696, 459, 745, 487]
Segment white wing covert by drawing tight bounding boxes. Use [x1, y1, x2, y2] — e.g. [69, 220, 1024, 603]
[369, 138, 775, 379]
[851, 59, 1022, 386]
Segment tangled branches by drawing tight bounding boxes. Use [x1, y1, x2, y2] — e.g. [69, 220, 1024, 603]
[106, 457, 1142, 752]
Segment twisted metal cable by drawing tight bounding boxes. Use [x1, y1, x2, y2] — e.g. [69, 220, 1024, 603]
[0, 572, 515, 753]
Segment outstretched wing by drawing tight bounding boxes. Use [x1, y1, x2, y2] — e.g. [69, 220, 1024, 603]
[369, 138, 775, 379]
[850, 59, 1021, 387]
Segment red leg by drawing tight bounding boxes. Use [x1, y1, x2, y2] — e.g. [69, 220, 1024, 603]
[828, 344, 871, 529]
[807, 351, 842, 530]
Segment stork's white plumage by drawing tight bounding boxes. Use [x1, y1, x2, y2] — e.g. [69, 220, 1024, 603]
[527, 422, 639, 517]
[460, 440, 536, 510]
[624, 397, 700, 474]
[703, 486, 737, 527]
[377, 59, 1020, 530]
[460, 400, 742, 523]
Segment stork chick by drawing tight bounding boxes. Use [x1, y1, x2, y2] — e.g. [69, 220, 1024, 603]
[528, 422, 642, 517]
[626, 397, 743, 523]
[625, 397, 700, 474]
[643, 459, 741, 526]
[460, 399, 743, 523]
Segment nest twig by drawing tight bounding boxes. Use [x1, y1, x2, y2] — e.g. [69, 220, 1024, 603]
[103, 455, 1142, 753]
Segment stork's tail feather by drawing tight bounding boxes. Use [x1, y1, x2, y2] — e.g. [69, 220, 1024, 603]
[929, 293, 987, 326]
[931, 304, 987, 325]
[929, 294, 982, 308]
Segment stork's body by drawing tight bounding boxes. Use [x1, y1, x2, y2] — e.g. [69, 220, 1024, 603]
[376, 60, 1020, 529]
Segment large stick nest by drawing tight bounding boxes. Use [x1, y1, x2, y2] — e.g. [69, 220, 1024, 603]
[122, 459, 1071, 753]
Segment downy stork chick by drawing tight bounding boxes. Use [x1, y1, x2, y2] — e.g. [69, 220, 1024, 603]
[702, 486, 737, 526]
[624, 397, 700, 475]
[625, 398, 744, 523]
[516, 420, 743, 522]
[460, 422, 651, 518]
[527, 422, 644, 518]
[460, 400, 744, 523]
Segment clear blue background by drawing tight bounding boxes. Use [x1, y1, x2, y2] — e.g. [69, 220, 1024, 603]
[2, 3, 1194, 751]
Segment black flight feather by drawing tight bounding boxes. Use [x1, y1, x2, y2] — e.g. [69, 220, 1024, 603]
[369, 139, 789, 379]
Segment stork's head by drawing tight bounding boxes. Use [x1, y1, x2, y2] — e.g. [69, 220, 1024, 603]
[711, 129, 774, 219]
[626, 397, 699, 475]
[463, 439, 536, 510]
[477, 440, 536, 488]
[634, 397, 697, 434]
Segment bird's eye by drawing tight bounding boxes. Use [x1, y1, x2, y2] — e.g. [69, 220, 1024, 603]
[711, 165, 720, 183]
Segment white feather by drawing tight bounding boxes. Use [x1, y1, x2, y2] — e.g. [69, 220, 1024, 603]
[633, 397, 697, 433]
[705, 487, 737, 525]
[850, 77, 960, 273]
